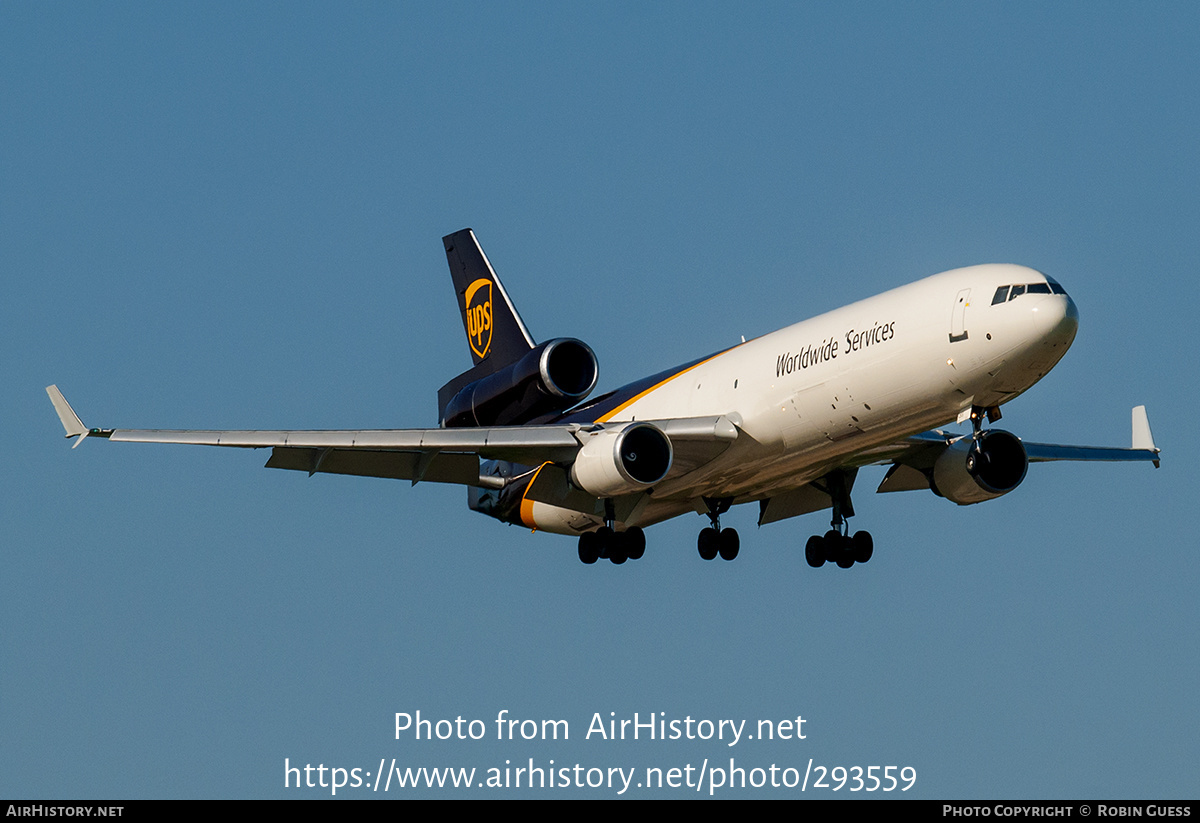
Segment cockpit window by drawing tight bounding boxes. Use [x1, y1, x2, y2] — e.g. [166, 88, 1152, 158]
[993, 281, 1068, 303]
[993, 280, 1070, 303]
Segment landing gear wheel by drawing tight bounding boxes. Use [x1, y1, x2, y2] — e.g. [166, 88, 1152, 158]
[718, 528, 740, 561]
[605, 528, 627, 565]
[624, 527, 646, 561]
[592, 525, 625, 564]
[697, 527, 719, 560]
[852, 531, 874, 563]
[836, 535, 856, 568]
[805, 535, 826, 568]
[823, 530, 842, 562]
[578, 532, 599, 565]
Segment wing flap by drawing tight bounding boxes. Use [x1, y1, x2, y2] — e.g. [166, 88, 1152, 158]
[265, 448, 482, 484]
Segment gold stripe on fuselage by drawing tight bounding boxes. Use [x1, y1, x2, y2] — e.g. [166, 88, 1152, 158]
[593, 348, 738, 423]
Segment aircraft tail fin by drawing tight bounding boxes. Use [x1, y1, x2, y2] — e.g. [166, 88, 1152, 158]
[443, 228, 535, 371]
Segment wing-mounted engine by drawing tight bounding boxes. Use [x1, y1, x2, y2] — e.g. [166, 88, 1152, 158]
[931, 429, 1028, 505]
[442, 338, 599, 428]
[570, 422, 673, 498]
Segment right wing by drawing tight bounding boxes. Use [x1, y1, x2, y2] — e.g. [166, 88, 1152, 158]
[45, 385, 739, 489]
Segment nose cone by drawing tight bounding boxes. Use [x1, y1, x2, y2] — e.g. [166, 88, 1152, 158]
[1063, 293, 1080, 336]
[1031, 292, 1079, 349]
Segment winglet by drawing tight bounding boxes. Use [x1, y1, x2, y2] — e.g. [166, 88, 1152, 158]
[1132, 405, 1159, 467]
[45, 385, 89, 447]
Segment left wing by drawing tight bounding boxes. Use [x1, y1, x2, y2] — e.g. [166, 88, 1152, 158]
[876, 405, 1160, 496]
[45, 385, 739, 488]
[1021, 405, 1160, 467]
[759, 407, 1159, 524]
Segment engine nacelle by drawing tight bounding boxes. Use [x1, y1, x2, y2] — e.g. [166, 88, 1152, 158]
[569, 423, 673, 498]
[443, 338, 598, 427]
[931, 430, 1028, 505]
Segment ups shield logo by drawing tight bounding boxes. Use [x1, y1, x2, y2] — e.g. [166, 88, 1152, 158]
[464, 278, 493, 360]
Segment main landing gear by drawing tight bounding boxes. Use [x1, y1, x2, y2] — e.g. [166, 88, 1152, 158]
[804, 527, 873, 569]
[577, 526, 646, 565]
[697, 497, 739, 561]
[803, 470, 873, 569]
[577, 499, 646, 565]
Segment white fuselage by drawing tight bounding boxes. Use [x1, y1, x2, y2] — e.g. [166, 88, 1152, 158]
[526, 264, 1078, 533]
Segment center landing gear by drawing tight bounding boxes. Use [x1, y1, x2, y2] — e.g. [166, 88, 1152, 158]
[803, 470, 873, 569]
[697, 497, 739, 561]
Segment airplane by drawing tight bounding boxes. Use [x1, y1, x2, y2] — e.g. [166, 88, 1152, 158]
[47, 228, 1161, 567]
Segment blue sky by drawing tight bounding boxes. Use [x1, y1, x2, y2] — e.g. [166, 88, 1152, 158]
[3, 3, 1196, 798]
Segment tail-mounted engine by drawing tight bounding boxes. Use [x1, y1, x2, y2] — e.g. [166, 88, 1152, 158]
[442, 338, 598, 428]
[931, 430, 1028, 505]
[570, 423, 673, 498]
